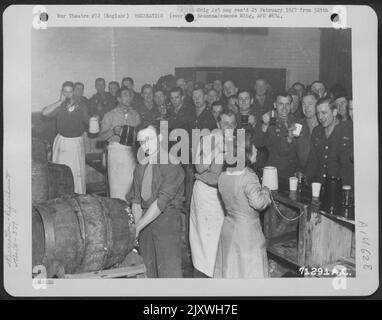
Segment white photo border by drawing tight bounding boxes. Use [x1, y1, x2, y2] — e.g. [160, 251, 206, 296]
[3, 4, 379, 297]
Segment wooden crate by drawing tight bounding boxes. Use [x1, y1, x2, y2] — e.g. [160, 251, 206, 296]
[264, 191, 355, 270]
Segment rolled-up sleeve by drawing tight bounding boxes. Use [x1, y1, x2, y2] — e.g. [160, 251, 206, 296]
[157, 164, 185, 212]
[125, 166, 142, 205]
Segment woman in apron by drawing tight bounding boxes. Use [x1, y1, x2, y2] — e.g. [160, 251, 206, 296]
[42, 81, 90, 194]
[214, 131, 271, 278]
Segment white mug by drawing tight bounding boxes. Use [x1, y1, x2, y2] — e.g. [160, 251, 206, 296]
[312, 182, 322, 198]
[89, 117, 100, 134]
[289, 177, 298, 191]
[293, 123, 303, 137]
[262, 166, 278, 191]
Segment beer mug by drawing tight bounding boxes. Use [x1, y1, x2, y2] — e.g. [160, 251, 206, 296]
[119, 125, 135, 147]
[240, 114, 249, 125]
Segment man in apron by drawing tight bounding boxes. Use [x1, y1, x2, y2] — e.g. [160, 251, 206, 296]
[42, 81, 89, 194]
[98, 87, 141, 199]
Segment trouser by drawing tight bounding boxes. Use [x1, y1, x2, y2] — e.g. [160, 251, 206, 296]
[139, 208, 183, 278]
[182, 164, 194, 261]
[183, 164, 195, 212]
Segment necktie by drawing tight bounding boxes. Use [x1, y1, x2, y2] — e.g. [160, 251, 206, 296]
[141, 164, 153, 202]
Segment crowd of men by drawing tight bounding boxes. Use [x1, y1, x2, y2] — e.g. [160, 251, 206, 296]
[42, 74, 354, 278]
[76, 76, 353, 185]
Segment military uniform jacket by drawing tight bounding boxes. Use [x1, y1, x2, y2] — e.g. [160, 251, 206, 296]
[305, 123, 339, 184]
[136, 102, 161, 126]
[295, 118, 313, 170]
[327, 120, 354, 187]
[250, 96, 274, 123]
[89, 92, 116, 119]
[255, 117, 299, 179]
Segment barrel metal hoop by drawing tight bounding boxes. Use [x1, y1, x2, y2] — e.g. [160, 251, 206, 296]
[94, 195, 113, 268]
[64, 195, 86, 271]
[35, 204, 56, 267]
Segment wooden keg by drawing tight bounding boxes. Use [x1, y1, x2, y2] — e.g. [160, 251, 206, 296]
[32, 194, 136, 277]
[32, 160, 75, 203]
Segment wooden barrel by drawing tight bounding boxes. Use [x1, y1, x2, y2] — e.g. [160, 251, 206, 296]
[32, 137, 51, 162]
[32, 194, 136, 277]
[32, 160, 75, 203]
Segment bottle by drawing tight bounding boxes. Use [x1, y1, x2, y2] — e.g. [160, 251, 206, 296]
[342, 185, 353, 220]
[295, 171, 306, 193]
[270, 109, 277, 126]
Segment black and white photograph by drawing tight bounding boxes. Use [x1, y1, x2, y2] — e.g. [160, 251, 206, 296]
[3, 4, 379, 297]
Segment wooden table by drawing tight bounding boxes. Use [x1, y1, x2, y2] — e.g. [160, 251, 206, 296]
[264, 180, 355, 277]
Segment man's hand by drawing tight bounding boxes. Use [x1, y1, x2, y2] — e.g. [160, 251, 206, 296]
[248, 114, 256, 127]
[287, 125, 294, 143]
[262, 112, 271, 125]
[261, 112, 271, 132]
[113, 126, 122, 136]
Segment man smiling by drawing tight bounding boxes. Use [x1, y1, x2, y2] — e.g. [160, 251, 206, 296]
[255, 92, 299, 178]
[305, 97, 340, 184]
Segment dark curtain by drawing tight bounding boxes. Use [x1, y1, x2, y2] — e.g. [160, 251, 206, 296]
[319, 28, 352, 97]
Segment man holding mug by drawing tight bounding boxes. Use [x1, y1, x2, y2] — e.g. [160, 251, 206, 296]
[237, 89, 256, 130]
[99, 87, 141, 199]
[254, 92, 301, 179]
[42, 81, 90, 194]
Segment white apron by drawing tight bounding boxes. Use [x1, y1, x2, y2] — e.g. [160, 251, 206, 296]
[107, 142, 136, 200]
[189, 179, 225, 277]
[52, 133, 86, 194]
